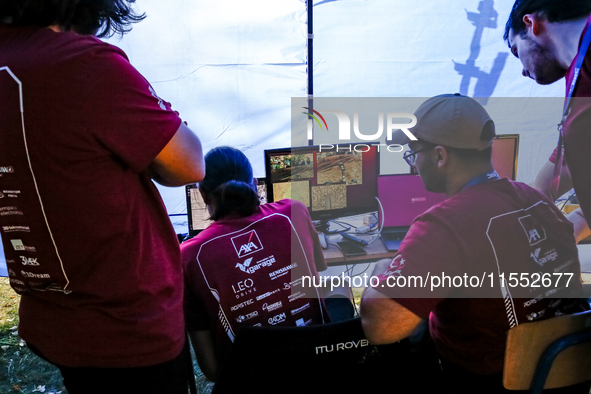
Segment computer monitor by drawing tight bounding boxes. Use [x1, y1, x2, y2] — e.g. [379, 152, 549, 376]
[408, 134, 519, 180]
[264, 144, 380, 225]
[186, 178, 267, 237]
[492, 134, 519, 181]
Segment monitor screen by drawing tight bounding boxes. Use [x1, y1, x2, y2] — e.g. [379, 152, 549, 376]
[492, 134, 519, 181]
[186, 178, 267, 237]
[264, 144, 380, 221]
[407, 134, 519, 180]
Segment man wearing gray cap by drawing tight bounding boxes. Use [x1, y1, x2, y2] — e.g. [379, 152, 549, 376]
[361, 94, 586, 393]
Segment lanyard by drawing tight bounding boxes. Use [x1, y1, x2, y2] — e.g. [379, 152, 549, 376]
[462, 171, 500, 191]
[551, 16, 591, 201]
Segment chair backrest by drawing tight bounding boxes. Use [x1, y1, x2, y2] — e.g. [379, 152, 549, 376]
[211, 317, 412, 394]
[503, 310, 591, 391]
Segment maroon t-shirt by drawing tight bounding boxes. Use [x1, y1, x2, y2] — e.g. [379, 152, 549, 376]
[183, 199, 330, 363]
[549, 18, 591, 224]
[375, 179, 584, 374]
[0, 25, 184, 367]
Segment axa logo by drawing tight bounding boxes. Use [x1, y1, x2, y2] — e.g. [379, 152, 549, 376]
[518, 215, 547, 246]
[303, 108, 417, 142]
[231, 230, 263, 258]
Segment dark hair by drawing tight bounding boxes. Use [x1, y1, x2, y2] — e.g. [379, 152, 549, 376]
[199, 146, 260, 221]
[504, 0, 591, 44]
[0, 0, 145, 37]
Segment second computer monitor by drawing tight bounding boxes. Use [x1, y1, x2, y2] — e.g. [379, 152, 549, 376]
[264, 144, 380, 222]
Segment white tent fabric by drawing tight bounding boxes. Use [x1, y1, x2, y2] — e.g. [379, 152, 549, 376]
[0, 0, 572, 276]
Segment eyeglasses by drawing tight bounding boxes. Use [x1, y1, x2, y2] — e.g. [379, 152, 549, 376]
[402, 147, 432, 166]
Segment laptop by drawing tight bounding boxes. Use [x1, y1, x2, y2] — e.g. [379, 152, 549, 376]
[377, 174, 447, 251]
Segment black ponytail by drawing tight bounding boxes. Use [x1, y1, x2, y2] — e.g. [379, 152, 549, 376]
[199, 146, 260, 221]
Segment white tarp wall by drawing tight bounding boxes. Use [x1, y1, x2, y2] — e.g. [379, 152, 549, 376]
[0, 0, 570, 275]
[103, 0, 565, 227]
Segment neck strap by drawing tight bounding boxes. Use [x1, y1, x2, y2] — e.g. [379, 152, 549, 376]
[462, 170, 500, 191]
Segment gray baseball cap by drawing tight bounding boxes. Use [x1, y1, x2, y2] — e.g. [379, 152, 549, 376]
[389, 94, 496, 150]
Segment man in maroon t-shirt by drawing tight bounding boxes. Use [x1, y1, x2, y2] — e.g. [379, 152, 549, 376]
[361, 95, 586, 393]
[504, 0, 591, 243]
[0, 2, 204, 393]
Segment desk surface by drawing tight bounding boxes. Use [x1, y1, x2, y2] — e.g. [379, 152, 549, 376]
[323, 233, 395, 266]
[323, 234, 591, 274]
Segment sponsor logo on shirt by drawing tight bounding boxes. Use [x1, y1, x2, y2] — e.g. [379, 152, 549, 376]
[263, 301, 282, 312]
[9, 279, 25, 286]
[269, 262, 298, 280]
[11, 239, 25, 251]
[20, 271, 50, 279]
[20, 256, 39, 266]
[256, 289, 280, 301]
[530, 248, 558, 266]
[231, 230, 263, 258]
[288, 291, 305, 302]
[282, 278, 303, 291]
[0, 166, 14, 173]
[2, 190, 20, 198]
[2, 226, 30, 233]
[268, 312, 286, 325]
[518, 215, 547, 246]
[235, 256, 276, 275]
[231, 278, 256, 299]
[231, 298, 254, 312]
[10, 240, 34, 252]
[236, 310, 259, 323]
[290, 303, 310, 316]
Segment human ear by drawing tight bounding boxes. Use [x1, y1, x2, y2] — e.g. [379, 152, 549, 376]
[523, 13, 543, 36]
[433, 146, 448, 170]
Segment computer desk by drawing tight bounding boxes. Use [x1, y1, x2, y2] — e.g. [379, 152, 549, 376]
[322, 232, 396, 266]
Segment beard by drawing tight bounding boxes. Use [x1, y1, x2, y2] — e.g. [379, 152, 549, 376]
[528, 40, 567, 85]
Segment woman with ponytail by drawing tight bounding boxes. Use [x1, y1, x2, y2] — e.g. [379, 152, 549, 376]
[182, 146, 345, 381]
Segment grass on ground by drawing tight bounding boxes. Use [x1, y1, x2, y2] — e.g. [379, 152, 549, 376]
[0, 278, 66, 393]
[0, 278, 214, 394]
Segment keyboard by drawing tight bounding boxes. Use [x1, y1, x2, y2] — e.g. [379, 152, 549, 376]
[381, 228, 409, 242]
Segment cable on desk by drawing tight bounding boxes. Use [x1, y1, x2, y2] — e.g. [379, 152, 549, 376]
[364, 196, 385, 246]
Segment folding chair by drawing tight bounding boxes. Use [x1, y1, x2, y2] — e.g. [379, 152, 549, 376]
[503, 310, 591, 393]
[211, 317, 416, 394]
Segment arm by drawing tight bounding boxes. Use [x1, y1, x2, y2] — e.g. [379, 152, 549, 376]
[566, 208, 591, 243]
[188, 329, 218, 382]
[149, 122, 205, 187]
[529, 159, 591, 242]
[360, 258, 422, 344]
[529, 159, 572, 200]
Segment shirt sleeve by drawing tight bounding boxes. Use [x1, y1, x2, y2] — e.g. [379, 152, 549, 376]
[564, 97, 591, 226]
[184, 280, 212, 331]
[80, 44, 182, 172]
[373, 214, 464, 319]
